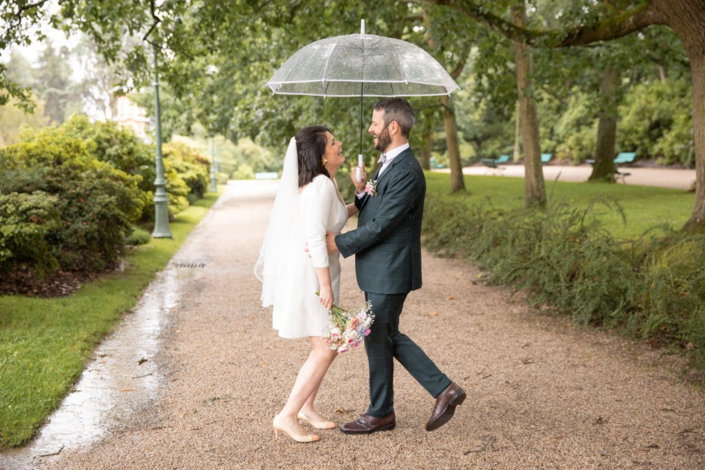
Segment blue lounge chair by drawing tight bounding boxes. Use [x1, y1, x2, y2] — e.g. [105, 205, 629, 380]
[586, 152, 636, 183]
[481, 154, 510, 169]
[429, 157, 446, 169]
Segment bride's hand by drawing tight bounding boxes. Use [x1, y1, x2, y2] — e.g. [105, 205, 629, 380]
[319, 285, 334, 310]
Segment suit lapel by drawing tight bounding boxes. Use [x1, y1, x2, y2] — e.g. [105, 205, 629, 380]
[359, 149, 413, 212]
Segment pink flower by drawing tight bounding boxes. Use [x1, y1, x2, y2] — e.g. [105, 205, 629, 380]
[350, 318, 360, 329]
[338, 346, 348, 353]
[364, 329, 371, 336]
[365, 186, 371, 194]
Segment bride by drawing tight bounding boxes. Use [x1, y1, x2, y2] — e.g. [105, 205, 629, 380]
[255, 126, 359, 443]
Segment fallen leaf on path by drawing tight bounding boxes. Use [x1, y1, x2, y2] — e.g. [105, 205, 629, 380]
[448, 296, 455, 300]
[137, 358, 148, 365]
[120, 388, 134, 392]
[464, 447, 486, 455]
[335, 408, 354, 413]
[522, 358, 534, 364]
[428, 312, 438, 317]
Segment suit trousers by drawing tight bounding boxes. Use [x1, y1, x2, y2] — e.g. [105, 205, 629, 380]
[364, 292, 452, 418]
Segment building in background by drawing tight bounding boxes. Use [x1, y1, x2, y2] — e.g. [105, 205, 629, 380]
[113, 96, 149, 139]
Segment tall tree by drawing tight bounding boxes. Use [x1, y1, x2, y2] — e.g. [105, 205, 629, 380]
[511, 2, 546, 207]
[589, 67, 620, 182]
[32, 40, 82, 124]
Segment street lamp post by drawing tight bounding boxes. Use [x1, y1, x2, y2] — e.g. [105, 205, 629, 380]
[151, 42, 173, 238]
[210, 137, 217, 193]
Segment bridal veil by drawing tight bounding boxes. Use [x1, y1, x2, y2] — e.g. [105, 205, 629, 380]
[254, 137, 299, 307]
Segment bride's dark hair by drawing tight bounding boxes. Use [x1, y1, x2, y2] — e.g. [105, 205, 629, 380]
[295, 126, 331, 188]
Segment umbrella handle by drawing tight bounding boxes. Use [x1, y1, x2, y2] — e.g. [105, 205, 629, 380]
[356, 155, 363, 183]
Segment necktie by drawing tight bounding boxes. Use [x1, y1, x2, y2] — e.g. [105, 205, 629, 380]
[378, 153, 387, 164]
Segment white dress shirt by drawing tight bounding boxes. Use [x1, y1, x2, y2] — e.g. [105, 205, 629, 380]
[356, 143, 410, 199]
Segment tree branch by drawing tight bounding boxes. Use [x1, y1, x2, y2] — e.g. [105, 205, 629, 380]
[421, 0, 666, 48]
[142, 0, 161, 42]
[556, 3, 666, 47]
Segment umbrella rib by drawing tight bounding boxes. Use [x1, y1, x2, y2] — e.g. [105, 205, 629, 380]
[384, 37, 408, 84]
[321, 41, 339, 85]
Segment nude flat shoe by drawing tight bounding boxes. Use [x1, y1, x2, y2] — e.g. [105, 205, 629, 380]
[298, 412, 336, 430]
[273, 415, 320, 443]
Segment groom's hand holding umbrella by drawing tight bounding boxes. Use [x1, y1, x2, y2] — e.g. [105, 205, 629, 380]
[351, 164, 367, 194]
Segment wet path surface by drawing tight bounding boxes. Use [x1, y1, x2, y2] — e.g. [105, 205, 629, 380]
[0, 268, 183, 468]
[5, 180, 705, 469]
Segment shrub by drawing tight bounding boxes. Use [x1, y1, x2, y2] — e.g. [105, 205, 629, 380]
[0, 191, 59, 275]
[61, 115, 208, 221]
[232, 164, 255, 180]
[0, 126, 144, 273]
[163, 141, 210, 199]
[618, 79, 693, 166]
[125, 226, 151, 246]
[217, 172, 229, 185]
[423, 195, 705, 362]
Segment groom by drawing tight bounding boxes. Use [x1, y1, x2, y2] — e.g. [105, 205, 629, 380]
[327, 98, 465, 434]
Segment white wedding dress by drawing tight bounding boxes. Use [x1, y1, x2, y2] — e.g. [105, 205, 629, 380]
[270, 175, 348, 338]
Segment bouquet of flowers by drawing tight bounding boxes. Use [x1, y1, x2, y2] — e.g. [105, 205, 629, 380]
[318, 294, 375, 354]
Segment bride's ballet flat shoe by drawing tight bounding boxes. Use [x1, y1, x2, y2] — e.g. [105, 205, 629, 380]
[298, 412, 336, 430]
[273, 415, 320, 443]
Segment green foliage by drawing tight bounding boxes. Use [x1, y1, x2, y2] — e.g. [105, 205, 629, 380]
[0, 126, 144, 273]
[423, 193, 705, 362]
[0, 191, 59, 274]
[61, 115, 209, 220]
[163, 141, 211, 200]
[552, 90, 598, 163]
[0, 191, 222, 448]
[618, 78, 694, 167]
[231, 165, 255, 180]
[124, 226, 151, 246]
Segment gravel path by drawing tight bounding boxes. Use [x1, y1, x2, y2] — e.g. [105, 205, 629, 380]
[46, 181, 705, 469]
[437, 166, 697, 191]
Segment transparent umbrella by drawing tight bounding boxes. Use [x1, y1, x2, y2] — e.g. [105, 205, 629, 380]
[267, 20, 459, 180]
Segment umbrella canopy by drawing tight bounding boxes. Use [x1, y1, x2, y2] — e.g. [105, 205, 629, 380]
[267, 32, 458, 97]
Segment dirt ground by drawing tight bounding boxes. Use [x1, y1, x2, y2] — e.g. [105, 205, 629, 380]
[17, 181, 705, 469]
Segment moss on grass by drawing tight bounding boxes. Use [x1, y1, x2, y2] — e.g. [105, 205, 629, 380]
[0, 188, 223, 448]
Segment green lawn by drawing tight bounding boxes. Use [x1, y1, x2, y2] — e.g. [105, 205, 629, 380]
[0, 189, 223, 448]
[425, 172, 695, 239]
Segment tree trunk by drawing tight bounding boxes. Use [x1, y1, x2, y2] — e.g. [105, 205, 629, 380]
[421, 114, 434, 170]
[589, 68, 620, 182]
[513, 100, 521, 162]
[511, 4, 546, 207]
[422, 132, 432, 170]
[659, 0, 705, 230]
[683, 53, 705, 229]
[441, 94, 466, 192]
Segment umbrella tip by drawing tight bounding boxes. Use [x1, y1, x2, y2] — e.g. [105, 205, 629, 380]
[361, 19, 365, 36]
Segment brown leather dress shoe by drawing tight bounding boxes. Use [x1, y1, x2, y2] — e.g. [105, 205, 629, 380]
[426, 382, 466, 431]
[340, 412, 396, 434]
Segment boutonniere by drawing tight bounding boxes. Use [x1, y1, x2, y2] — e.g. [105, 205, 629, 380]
[365, 180, 378, 197]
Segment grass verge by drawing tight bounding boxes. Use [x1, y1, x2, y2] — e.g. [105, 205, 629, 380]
[0, 188, 223, 448]
[425, 172, 695, 238]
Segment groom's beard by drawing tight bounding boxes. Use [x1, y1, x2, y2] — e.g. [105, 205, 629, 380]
[374, 127, 392, 152]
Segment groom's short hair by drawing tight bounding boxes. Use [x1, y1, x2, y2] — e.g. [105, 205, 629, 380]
[374, 98, 415, 138]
